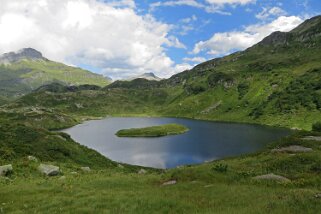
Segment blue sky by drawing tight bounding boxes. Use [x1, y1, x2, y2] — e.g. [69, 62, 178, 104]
[136, 0, 320, 65]
[0, 0, 320, 79]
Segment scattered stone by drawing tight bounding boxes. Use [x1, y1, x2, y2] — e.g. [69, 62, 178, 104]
[80, 167, 91, 172]
[138, 169, 147, 174]
[118, 164, 124, 169]
[162, 180, 177, 186]
[204, 184, 214, 188]
[271, 145, 313, 153]
[27, 156, 38, 162]
[253, 173, 290, 182]
[38, 164, 60, 176]
[302, 136, 321, 142]
[315, 193, 321, 199]
[0, 165, 13, 176]
[70, 172, 78, 175]
[58, 176, 66, 181]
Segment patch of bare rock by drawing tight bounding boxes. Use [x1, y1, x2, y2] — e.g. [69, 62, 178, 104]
[253, 173, 290, 182]
[271, 145, 313, 153]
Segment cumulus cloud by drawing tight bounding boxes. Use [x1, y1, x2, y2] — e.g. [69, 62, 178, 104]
[183, 57, 206, 63]
[193, 16, 303, 56]
[0, 0, 187, 79]
[256, 7, 287, 20]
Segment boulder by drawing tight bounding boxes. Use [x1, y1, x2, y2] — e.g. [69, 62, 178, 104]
[38, 164, 60, 176]
[138, 169, 147, 174]
[162, 180, 177, 186]
[253, 173, 290, 182]
[271, 145, 313, 153]
[315, 193, 321, 199]
[0, 164, 13, 176]
[302, 136, 321, 142]
[27, 156, 38, 162]
[80, 167, 91, 172]
[58, 176, 66, 181]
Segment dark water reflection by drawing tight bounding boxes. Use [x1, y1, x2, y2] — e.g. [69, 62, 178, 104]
[63, 117, 290, 168]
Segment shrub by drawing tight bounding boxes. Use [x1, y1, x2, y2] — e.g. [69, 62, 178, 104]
[312, 122, 321, 132]
[212, 163, 228, 173]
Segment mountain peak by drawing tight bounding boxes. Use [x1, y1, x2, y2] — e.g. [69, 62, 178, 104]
[0, 48, 45, 64]
[126, 72, 162, 81]
[254, 15, 321, 47]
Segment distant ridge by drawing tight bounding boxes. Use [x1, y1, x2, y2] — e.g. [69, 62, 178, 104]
[125, 72, 162, 81]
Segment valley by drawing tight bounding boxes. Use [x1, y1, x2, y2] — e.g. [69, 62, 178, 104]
[0, 14, 321, 213]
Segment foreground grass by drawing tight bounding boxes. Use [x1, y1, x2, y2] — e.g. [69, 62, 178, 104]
[116, 123, 189, 137]
[1, 131, 321, 213]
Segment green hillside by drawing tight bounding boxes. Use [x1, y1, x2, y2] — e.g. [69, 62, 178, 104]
[0, 48, 110, 102]
[8, 16, 321, 130]
[1, 15, 321, 213]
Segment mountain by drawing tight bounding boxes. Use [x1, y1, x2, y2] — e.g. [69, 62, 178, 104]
[0, 48, 110, 102]
[0, 48, 45, 64]
[7, 15, 321, 130]
[125, 72, 162, 81]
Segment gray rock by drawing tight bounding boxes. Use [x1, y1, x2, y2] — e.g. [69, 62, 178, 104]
[253, 173, 290, 182]
[302, 136, 321, 141]
[138, 169, 147, 174]
[27, 156, 38, 162]
[272, 145, 313, 153]
[118, 164, 124, 169]
[315, 193, 321, 198]
[38, 164, 60, 176]
[58, 176, 66, 181]
[162, 180, 177, 186]
[0, 164, 13, 176]
[80, 167, 91, 172]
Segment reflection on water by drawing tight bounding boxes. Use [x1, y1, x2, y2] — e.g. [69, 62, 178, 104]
[63, 117, 290, 168]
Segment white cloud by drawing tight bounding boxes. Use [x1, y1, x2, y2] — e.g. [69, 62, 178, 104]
[149, 0, 253, 15]
[193, 16, 303, 56]
[183, 57, 206, 63]
[150, 0, 204, 11]
[256, 7, 287, 20]
[205, 0, 255, 5]
[0, 0, 187, 79]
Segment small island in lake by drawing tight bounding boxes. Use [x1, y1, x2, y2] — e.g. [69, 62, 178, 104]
[116, 123, 189, 137]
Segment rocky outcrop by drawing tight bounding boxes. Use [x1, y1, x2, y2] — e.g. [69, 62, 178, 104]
[38, 164, 60, 176]
[0, 164, 13, 176]
[302, 136, 321, 141]
[0, 48, 45, 64]
[27, 156, 38, 162]
[81, 167, 91, 172]
[162, 180, 177, 186]
[271, 145, 313, 153]
[138, 169, 147, 174]
[253, 173, 290, 182]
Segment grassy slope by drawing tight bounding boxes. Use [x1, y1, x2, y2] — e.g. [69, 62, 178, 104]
[0, 59, 110, 101]
[6, 17, 321, 130]
[116, 123, 189, 137]
[1, 132, 321, 213]
[1, 16, 321, 213]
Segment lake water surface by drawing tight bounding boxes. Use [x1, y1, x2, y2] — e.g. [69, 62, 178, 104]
[63, 117, 290, 168]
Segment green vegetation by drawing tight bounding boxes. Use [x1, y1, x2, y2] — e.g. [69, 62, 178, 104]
[1, 132, 321, 213]
[0, 58, 110, 101]
[312, 122, 321, 132]
[1, 15, 321, 213]
[116, 123, 189, 137]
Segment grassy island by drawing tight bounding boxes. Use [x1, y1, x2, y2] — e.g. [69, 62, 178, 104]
[116, 123, 189, 137]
